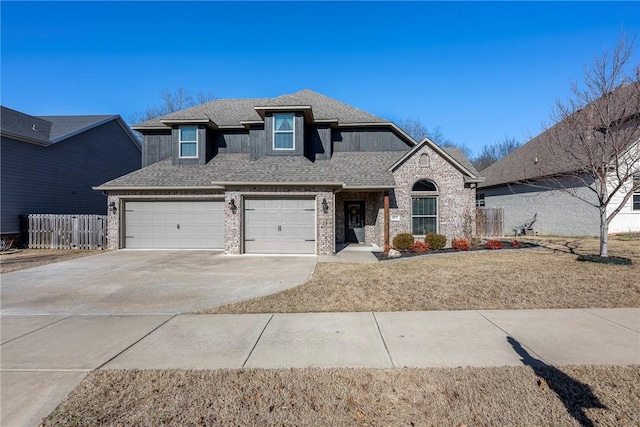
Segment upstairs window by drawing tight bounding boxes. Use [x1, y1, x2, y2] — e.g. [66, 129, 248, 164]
[476, 193, 486, 207]
[179, 126, 198, 158]
[273, 113, 295, 150]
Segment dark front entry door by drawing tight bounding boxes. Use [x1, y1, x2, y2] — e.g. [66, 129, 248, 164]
[345, 201, 365, 243]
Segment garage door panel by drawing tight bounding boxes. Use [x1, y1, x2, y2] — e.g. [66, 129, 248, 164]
[244, 198, 315, 254]
[125, 201, 223, 249]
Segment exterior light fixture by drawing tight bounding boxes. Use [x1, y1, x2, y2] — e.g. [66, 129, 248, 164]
[321, 198, 329, 213]
[229, 198, 237, 214]
[109, 201, 117, 213]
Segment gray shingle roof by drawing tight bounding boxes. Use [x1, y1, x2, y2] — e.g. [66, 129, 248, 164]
[1, 106, 118, 144]
[133, 89, 388, 129]
[479, 82, 640, 188]
[37, 115, 116, 141]
[442, 146, 479, 176]
[1, 106, 52, 144]
[97, 151, 405, 189]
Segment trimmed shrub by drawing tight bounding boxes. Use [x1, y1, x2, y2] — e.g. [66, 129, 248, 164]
[486, 240, 503, 250]
[512, 240, 519, 248]
[392, 233, 415, 251]
[409, 241, 431, 253]
[452, 238, 470, 251]
[425, 232, 447, 250]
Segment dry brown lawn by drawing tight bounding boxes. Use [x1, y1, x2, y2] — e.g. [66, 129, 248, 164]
[197, 236, 640, 314]
[43, 365, 640, 426]
[40, 236, 639, 426]
[0, 249, 102, 273]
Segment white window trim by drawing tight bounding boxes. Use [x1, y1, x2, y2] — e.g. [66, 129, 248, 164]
[179, 125, 198, 159]
[273, 113, 295, 151]
[410, 179, 439, 236]
[411, 195, 439, 236]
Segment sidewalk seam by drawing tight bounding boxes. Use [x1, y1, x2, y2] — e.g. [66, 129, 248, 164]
[93, 314, 177, 371]
[0, 315, 73, 346]
[580, 308, 640, 333]
[372, 312, 395, 368]
[475, 310, 550, 365]
[242, 313, 274, 368]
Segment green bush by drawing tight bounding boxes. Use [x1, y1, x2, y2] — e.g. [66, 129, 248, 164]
[425, 232, 447, 250]
[392, 233, 415, 251]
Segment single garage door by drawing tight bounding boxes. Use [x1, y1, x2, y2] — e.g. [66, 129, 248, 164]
[244, 198, 315, 254]
[125, 201, 224, 249]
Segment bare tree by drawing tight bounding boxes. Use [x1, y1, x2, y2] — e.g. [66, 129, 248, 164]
[399, 119, 474, 159]
[473, 136, 521, 171]
[528, 34, 640, 257]
[129, 88, 215, 125]
[399, 117, 429, 141]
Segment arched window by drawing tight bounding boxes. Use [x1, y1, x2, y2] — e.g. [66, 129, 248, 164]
[411, 179, 438, 235]
[412, 179, 437, 192]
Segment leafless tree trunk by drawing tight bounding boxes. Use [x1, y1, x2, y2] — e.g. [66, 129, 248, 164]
[529, 34, 640, 257]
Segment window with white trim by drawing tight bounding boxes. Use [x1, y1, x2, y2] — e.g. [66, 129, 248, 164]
[273, 113, 295, 150]
[179, 126, 198, 158]
[633, 174, 640, 211]
[411, 179, 438, 235]
[476, 193, 485, 207]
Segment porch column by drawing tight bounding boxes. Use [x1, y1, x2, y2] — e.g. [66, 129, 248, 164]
[384, 191, 390, 247]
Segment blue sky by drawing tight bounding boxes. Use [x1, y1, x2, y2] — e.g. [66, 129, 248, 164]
[2, 1, 639, 156]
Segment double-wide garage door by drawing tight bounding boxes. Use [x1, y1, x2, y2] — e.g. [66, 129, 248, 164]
[244, 198, 316, 254]
[124, 201, 224, 249]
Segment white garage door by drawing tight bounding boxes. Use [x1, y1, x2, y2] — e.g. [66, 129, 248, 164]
[124, 201, 224, 249]
[244, 198, 316, 254]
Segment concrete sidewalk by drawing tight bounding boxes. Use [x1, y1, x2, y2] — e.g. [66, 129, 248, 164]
[2, 308, 639, 426]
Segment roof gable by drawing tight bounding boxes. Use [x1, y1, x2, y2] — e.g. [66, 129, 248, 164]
[390, 136, 482, 182]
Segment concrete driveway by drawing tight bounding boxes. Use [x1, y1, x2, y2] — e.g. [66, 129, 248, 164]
[1, 250, 317, 315]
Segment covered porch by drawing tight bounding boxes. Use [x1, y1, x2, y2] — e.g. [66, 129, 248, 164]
[335, 189, 393, 248]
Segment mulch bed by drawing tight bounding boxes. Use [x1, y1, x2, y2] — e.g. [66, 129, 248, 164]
[374, 240, 540, 261]
[577, 254, 633, 265]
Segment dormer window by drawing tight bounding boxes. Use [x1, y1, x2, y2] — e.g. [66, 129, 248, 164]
[273, 113, 295, 150]
[179, 126, 198, 158]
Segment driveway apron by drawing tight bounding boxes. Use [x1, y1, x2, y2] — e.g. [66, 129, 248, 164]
[1, 250, 316, 426]
[1, 250, 317, 315]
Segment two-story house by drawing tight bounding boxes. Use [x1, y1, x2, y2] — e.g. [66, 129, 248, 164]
[96, 89, 481, 254]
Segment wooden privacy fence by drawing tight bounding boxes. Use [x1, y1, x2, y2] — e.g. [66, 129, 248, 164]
[476, 207, 504, 237]
[26, 214, 107, 249]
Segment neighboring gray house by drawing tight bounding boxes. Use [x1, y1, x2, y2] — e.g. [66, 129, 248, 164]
[96, 89, 482, 254]
[478, 83, 640, 236]
[0, 106, 142, 238]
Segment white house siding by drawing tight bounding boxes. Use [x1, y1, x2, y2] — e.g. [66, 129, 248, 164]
[607, 173, 640, 233]
[481, 182, 600, 237]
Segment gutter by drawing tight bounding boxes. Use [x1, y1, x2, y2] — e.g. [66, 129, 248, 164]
[93, 185, 226, 192]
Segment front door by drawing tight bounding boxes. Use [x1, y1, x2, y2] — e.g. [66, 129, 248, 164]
[345, 201, 365, 243]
